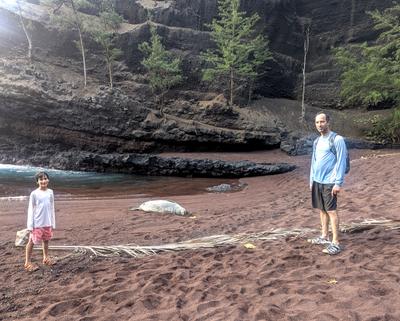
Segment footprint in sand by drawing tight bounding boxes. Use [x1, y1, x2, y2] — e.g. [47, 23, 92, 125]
[48, 299, 83, 317]
[141, 294, 161, 310]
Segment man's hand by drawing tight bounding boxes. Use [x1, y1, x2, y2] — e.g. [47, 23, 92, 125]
[332, 185, 341, 196]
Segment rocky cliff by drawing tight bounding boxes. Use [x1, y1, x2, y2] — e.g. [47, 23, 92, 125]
[0, 0, 394, 171]
[1, 0, 394, 99]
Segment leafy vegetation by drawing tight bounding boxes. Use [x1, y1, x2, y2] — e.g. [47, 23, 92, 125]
[334, 4, 400, 142]
[201, 0, 271, 106]
[366, 108, 400, 143]
[139, 24, 182, 110]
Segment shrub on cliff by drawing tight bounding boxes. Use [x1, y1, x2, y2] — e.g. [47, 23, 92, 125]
[139, 23, 182, 111]
[366, 108, 400, 143]
[88, 0, 124, 89]
[201, 0, 271, 106]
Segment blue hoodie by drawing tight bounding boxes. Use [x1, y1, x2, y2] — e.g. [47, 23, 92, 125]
[310, 131, 348, 188]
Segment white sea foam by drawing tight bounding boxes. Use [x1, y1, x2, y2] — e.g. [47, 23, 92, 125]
[0, 164, 30, 170]
[0, 163, 94, 176]
[0, 196, 28, 201]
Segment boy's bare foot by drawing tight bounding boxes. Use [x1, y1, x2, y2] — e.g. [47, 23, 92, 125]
[24, 262, 39, 272]
[43, 257, 56, 266]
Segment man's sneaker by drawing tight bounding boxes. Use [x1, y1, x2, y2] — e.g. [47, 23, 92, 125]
[322, 243, 342, 255]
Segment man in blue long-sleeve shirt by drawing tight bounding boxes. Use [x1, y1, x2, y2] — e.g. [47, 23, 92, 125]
[308, 112, 348, 255]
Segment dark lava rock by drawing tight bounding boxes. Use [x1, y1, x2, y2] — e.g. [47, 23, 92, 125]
[50, 152, 296, 178]
[0, 150, 295, 178]
[206, 183, 247, 193]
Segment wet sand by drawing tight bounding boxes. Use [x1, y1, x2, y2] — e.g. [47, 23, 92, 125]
[1, 149, 399, 321]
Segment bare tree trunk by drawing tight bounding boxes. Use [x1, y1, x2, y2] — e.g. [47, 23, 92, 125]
[248, 78, 253, 106]
[77, 27, 87, 87]
[348, 0, 356, 41]
[17, 0, 32, 61]
[159, 92, 165, 116]
[301, 25, 310, 123]
[106, 54, 113, 89]
[230, 68, 234, 106]
[108, 61, 113, 89]
[70, 0, 87, 87]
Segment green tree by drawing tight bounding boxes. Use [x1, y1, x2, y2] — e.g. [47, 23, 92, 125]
[139, 24, 182, 111]
[46, 0, 94, 87]
[334, 4, 400, 143]
[334, 4, 400, 108]
[201, 0, 271, 106]
[89, 1, 124, 89]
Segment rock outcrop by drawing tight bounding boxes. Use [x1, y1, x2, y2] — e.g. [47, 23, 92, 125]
[0, 57, 281, 154]
[0, 150, 295, 177]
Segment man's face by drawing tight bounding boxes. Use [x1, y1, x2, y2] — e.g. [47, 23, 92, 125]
[315, 114, 329, 134]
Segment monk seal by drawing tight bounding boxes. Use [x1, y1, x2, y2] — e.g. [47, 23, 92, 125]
[130, 200, 189, 216]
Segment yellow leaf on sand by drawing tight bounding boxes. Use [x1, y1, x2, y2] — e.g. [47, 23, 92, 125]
[243, 243, 256, 249]
[190, 216, 197, 219]
[327, 279, 338, 284]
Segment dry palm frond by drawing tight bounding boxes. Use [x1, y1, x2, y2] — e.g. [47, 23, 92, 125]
[359, 152, 400, 160]
[340, 219, 400, 233]
[39, 228, 321, 257]
[46, 234, 240, 258]
[240, 227, 317, 242]
[34, 219, 400, 258]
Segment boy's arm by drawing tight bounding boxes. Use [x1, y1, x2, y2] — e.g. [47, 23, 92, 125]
[27, 192, 35, 230]
[51, 190, 56, 229]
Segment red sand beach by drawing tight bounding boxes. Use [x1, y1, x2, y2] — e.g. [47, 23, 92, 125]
[1, 149, 399, 321]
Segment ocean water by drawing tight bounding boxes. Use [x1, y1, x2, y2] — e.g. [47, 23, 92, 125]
[0, 164, 237, 200]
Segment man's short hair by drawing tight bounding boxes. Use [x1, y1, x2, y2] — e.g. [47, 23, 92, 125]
[316, 111, 330, 122]
[35, 171, 49, 182]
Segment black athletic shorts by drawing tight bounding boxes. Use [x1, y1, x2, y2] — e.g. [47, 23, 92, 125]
[311, 181, 337, 211]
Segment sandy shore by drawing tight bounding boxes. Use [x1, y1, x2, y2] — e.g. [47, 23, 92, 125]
[1, 149, 399, 321]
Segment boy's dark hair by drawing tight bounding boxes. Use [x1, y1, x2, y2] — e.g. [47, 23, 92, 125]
[316, 111, 330, 122]
[35, 171, 49, 182]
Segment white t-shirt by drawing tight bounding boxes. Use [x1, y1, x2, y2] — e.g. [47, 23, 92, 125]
[27, 188, 56, 230]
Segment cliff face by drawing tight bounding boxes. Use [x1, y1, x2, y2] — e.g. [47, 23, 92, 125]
[0, 0, 394, 162]
[113, 0, 394, 105]
[0, 57, 282, 162]
[1, 0, 393, 101]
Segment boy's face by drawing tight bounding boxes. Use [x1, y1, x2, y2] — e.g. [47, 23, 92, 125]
[37, 175, 49, 189]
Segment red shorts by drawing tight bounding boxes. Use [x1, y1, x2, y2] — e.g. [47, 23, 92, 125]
[30, 227, 53, 245]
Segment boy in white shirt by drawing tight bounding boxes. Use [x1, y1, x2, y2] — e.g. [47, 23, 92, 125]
[24, 171, 56, 271]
